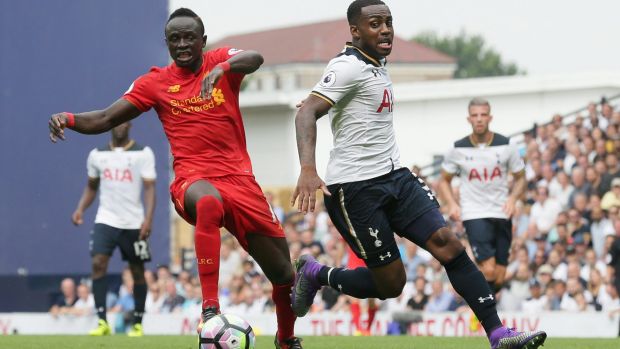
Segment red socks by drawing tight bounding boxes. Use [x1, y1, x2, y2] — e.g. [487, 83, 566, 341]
[272, 282, 296, 342]
[194, 196, 224, 310]
[350, 301, 361, 331]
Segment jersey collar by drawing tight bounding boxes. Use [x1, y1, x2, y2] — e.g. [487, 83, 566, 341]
[109, 139, 135, 151]
[344, 43, 386, 67]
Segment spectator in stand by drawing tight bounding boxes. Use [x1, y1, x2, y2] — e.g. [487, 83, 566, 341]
[406, 276, 429, 310]
[600, 153, 620, 195]
[219, 236, 242, 289]
[145, 282, 164, 313]
[591, 207, 615, 260]
[548, 250, 567, 281]
[586, 167, 604, 201]
[530, 186, 563, 234]
[586, 269, 608, 311]
[601, 178, 620, 210]
[568, 167, 592, 209]
[549, 171, 574, 210]
[521, 279, 548, 313]
[567, 208, 590, 244]
[161, 279, 185, 313]
[49, 278, 78, 316]
[72, 284, 96, 316]
[425, 280, 453, 313]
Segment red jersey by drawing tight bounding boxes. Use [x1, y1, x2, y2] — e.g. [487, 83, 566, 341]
[123, 47, 252, 178]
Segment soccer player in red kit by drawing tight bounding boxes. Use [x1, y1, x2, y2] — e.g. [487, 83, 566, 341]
[49, 8, 301, 349]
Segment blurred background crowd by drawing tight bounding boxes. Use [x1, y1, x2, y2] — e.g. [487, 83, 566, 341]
[50, 97, 620, 331]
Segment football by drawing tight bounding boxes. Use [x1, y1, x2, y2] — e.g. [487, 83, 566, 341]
[199, 313, 256, 349]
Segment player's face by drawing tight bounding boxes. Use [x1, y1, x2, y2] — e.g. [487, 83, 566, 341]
[165, 17, 206, 71]
[467, 105, 492, 136]
[351, 5, 394, 59]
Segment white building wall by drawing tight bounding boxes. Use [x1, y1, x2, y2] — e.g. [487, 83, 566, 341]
[241, 72, 620, 187]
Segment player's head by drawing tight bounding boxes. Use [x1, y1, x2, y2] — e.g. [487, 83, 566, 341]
[347, 0, 393, 59]
[165, 8, 207, 71]
[111, 121, 131, 141]
[467, 97, 493, 136]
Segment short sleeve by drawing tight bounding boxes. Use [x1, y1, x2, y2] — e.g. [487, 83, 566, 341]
[140, 147, 157, 180]
[123, 72, 157, 112]
[441, 147, 459, 174]
[86, 149, 99, 178]
[207, 47, 246, 91]
[508, 142, 526, 173]
[311, 57, 362, 106]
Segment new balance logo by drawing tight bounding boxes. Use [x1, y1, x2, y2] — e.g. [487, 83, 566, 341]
[368, 227, 383, 247]
[379, 252, 391, 261]
[478, 294, 494, 303]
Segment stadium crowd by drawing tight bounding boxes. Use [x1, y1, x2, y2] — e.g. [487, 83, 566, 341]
[51, 97, 620, 330]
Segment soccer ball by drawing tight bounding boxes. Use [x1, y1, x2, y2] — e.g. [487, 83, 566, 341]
[199, 313, 256, 349]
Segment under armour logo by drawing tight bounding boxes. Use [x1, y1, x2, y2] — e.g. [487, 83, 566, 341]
[478, 294, 494, 303]
[379, 252, 391, 261]
[338, 284, 343, 292]
[416, 176, 436, 201]
[369, 228, 383, 247]
[372, 68, 379, 77]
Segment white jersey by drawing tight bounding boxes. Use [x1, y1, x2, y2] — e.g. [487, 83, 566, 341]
[311, 43, 401, 185]
[441, 133, 524, 221]
[87, 141, 156, 229]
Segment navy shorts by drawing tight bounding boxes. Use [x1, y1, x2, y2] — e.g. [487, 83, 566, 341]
[324, 168, 445, 268]
[90, 223, 151, 263]
[463, 218, 512, 265]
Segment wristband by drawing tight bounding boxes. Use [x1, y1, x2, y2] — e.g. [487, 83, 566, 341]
[217, 61, 231, 73]
[65, 112, 75, 128]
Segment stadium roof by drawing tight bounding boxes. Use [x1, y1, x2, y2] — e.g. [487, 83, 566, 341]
[209, 19, 455, 66]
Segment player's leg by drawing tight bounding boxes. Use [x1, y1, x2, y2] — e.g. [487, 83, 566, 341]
[394, 171, 546, 348]
[463, 219, 499, 291]
[493, 218, 513, 291]
[89, 223, 116, 336]
[246, 234, 300, 348]
[366, 298, 377, 334]
[184, 180, 225, 324]
[345, 250, 365, 335]
[292, 179, 407, 318]
[117, 227, 151, 336]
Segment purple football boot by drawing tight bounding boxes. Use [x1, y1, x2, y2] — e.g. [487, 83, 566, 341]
[291, 254, 323, 317]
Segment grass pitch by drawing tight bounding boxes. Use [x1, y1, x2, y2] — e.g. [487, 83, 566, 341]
[0, 335, 618, 348]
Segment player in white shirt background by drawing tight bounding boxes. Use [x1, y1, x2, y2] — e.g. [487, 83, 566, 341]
[438, 98, 527, 293]
[289, 1, 545, 348]
[72, 121, 156, 336]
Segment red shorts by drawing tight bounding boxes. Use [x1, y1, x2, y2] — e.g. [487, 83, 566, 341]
[347, 245, 366, 269]
[170, 174, 284, 250]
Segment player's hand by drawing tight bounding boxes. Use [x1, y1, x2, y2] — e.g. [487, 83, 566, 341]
[291, 166, 331, 214]
[296, 99, 306, 108]
[447, 204, 461, 222]
[503, 197, 517, 217]
[201, 65, 225, 100]
[139, 221, 152, 240]
[71, 210, 83, 226]
[49, 113, 70, 143]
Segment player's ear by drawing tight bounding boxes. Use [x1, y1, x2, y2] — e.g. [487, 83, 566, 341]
[350, 25, 360, 40]
[202, 35, 207, 48]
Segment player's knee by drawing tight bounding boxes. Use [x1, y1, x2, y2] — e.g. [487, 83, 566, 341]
[265, 259, 294, 285]
[196, 195, 224, 228]
[92, 259, 107, 276]
[428, 228, 465, 263]
[377, 270, 406, 298]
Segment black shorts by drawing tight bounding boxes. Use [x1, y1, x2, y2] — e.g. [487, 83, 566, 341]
[90, 223, 151, 263]
[463, 218, 512, 265]
[324, 168, 444, 268]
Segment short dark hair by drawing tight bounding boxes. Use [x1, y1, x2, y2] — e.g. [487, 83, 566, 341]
[347, 0, 386, 25]
[167, 8, 205, 36]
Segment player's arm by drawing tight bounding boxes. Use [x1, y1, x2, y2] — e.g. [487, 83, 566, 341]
[72, 177, 99, 226]
[49, 99, 142, 142]
[437, 170, 461, 221]
[202, 50, 264, 99]
[140, 179, 156, 240]
[291, 94, 332, 213]
[504, 170, 526, 217]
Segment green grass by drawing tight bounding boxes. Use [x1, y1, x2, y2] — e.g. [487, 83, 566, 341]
[0, 335, 617, 349]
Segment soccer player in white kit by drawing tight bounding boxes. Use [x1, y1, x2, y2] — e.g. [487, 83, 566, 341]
[438, 98, 527, 293]
[72, 121, 156, 336]
[289, 1, 545, 348]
